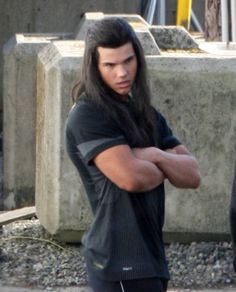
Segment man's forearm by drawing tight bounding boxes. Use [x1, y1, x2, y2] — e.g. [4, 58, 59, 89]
[129, 159, 166, 192]
[156, 150, 200, 188]
[133, 147, 201, 189]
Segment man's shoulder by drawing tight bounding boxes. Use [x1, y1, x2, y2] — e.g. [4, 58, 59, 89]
[67, 94, 112, 133]
[73, 94, 96, 111]
[69, 96, 102, 120]
[151, 106, 167, 124]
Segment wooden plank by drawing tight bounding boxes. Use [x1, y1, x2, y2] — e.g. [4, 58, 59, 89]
[0, 206, 36, 226]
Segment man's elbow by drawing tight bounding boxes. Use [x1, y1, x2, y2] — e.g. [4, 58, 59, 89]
[172, 172, 201, 189]
[119, 176, 163, 192]
[193, 160, 201, 188]
[118, 178, 143, 192]
[191, 172, 201, 189]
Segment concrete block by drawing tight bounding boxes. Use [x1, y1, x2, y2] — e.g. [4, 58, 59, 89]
[36, 41, 236, 242]
[75, 13, 161, 55]
[150, 25, 199, 50]
[199, 42, 236, 56]
[75, 12, 104, 40]
[2, 33, 72, 210]
[147, 52, 236, 239]
[36, 41, 92, 242]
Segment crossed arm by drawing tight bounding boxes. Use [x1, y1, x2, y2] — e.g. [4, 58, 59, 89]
[94, 144, 201, 192]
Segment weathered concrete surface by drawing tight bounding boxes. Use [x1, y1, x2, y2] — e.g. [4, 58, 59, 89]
[36, 41, 92, 242]
[147, 53, 236, 238]
[199, 42, 236, 56]
[75, 12, 104, 40]
[36, 40, 236, 242]
[150, 25, 199, 49]
[2, 33, 72, 210]
[75, 12, 161, 55]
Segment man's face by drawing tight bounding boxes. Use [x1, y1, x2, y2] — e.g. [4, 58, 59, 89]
[97, 42, 137, 100]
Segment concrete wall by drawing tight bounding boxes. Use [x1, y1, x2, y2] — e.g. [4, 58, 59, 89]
[0, 0, 141, 128]
[2, 33, 72, 210]
[36, 41, 92, 242]
[35, 39, 236, 242]
[148, 54, 236, 241]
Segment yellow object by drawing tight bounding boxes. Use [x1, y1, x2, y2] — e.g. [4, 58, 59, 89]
[176, 0, 192, 30]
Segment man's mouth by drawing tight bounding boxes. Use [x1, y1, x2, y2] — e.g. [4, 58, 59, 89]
[117, 81, 131, 89]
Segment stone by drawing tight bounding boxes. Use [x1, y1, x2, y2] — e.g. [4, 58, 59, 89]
[150, 25, 199, 50]
[2, 33, 72, 210]
[74, 12, 104, 40]
[147, 51, 236, 239]
[199, 42, 236, 56]
[36, 41, 92, 242]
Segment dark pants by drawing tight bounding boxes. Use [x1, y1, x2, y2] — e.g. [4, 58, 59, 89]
[86, 261, 168, 292]
[230, 162, 236, 272]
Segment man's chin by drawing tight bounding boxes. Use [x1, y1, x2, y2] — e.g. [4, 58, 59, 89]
[116, 89, 130, 97]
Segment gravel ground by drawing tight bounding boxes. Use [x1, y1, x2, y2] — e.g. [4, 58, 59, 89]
[0, 218, 236, 290]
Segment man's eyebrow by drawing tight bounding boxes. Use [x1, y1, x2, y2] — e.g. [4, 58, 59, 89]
[125, 55, 135, 62]
[102, 54, 135, 65]
[103, 61, 115, 65]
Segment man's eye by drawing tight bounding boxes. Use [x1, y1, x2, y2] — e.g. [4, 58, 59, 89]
[125, 57, 133, 64]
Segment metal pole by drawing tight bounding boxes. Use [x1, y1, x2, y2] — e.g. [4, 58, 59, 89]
[146, 0, 157, 24]
[176, 0, 192, 30]
[191, 10, 203, 32]
[231, 0, 236, 41]
[221, 0, 229, 42]
[156, 0, 166, 25]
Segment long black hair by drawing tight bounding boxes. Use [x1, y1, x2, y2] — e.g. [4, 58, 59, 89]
[73, 17, 156, 147]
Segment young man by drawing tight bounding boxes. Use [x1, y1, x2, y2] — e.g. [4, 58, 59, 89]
[65, 17, 201, 292]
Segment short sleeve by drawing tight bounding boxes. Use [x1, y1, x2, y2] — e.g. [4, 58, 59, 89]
[66, 101, 127, 164]
[156, 111, 181, 150]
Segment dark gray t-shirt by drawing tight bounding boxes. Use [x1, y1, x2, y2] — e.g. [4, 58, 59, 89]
[65, 97, 181, 281]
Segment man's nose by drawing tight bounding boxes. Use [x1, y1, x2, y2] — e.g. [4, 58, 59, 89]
[116, 65, 128, 78]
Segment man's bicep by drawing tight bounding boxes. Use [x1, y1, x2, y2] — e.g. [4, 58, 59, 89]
[93, 144, 135, 185]
[93, 145, 165, 192]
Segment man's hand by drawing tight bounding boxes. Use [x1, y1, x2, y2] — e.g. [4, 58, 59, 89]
[165, 148, 177, 154]
[133, 145, 201, 189]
